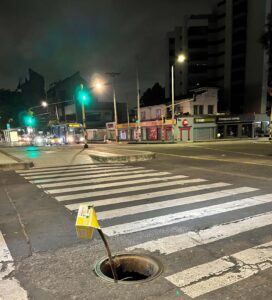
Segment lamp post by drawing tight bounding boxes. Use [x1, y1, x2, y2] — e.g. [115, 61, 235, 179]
[171, 54, 186, 142]
[105, 72, 120, 142]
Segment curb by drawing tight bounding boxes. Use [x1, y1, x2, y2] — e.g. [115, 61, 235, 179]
[90, 152, 156, 163]
[0, 161, 34, 171]
[0, 149, 34, 171]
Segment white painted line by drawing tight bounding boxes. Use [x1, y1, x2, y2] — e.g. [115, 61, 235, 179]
[0, 232, 12, 262]
[56, 178, 207, 202]
[16, 163, 124, 174]
[65, 182, 231, 211]
[0, 231, 28, 299]
[99, 187, 258, 220]
[102, 193, 272, 236]
[24, 166, 135, 179]
[38, 171, 171, 188]
[46, 175, 187, 194]
[31, 168, 147, 184]
[19, 165, 127, 176]
[127, 210, 271, 254]
[166, 241, 272, 298]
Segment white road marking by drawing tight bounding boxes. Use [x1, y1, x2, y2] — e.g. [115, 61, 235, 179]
[102, 193, 272, 236]
[0, 231, 28, 299]
[19, 165, 128, 176]
[98, 187, 258, 220]
[65, 182, 231, 211]
[16, 163, 124, 174]
[24, 166, 136, 179]
[46, 175, 187, 194]
[127, 211, 272, 254]
[31, 168, 148, 183]
[38, 171, 171, 188]
[56, 178, 207, 201]
[166, 241, 272, 298]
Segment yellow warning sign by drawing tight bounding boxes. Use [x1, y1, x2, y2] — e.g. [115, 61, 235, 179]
[75, 204, 100, 239]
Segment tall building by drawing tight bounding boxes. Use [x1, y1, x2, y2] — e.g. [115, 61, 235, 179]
[165, 15, 210, 99]
[209, 0, 271, 114]
[165, 0, 271, 114]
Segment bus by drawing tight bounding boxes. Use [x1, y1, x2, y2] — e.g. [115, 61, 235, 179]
[50, 123, 85, 144]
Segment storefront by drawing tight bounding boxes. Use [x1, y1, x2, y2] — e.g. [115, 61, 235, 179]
[177, 117, 216, 142]
[216, 115, 268, 138]
[116, 119, 175, 141]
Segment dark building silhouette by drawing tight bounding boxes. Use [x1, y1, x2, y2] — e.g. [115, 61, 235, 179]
[17, 68, 45, 107]
[47, 72, 127, 128]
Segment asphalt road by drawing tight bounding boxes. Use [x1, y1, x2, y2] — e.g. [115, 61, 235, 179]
[1, 141, 272, 300]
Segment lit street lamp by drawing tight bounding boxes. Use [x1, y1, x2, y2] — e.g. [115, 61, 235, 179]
[105, 72, 120, 142]
[171, 53, 186, 142]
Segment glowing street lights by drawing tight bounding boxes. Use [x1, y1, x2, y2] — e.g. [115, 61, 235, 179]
[171, 53, 186, 142]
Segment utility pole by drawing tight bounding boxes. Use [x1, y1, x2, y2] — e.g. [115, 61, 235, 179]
[136, 66, 141, 142]
[270, 108, 272, 141]
[127, 102, 130, 140]
[105, 72, 120, 142]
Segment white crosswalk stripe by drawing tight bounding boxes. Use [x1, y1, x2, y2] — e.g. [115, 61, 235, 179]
[166, 241, 272, 298]
[65, 182, 231, 211]
[102, 194, 272, 236]
[126, 211, 272, 254]
[16, 163, 124, 174]
[17, 163, 272, 298]
[0, 231, 28, 299]
[31, 168, 152, 184]
[24, 166, 142, 179]
[45, 175, 187, 194]
[37, 171, 171, 188]
[55, 178, 207, 201]
[98, 187, 257, 220]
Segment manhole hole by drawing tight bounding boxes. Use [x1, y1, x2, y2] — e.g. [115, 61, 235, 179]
[94, 253, 163, 284]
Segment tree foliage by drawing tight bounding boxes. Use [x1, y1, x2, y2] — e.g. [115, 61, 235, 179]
[140, 83, 165, 107]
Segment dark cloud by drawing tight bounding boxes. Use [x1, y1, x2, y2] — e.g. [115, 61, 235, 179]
[0, 0, 213, 106]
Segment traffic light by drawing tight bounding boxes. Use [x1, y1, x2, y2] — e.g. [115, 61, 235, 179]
[23, 115, 36, 127]
[76, 84, 91, 105]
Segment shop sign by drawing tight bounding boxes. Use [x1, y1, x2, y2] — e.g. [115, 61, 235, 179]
[217, 117, 240, 122]
[182, 119, 189, 126]
[68, 123, 81, 128]
[106, 122, 116, 129]
[194, 117, 216, 123]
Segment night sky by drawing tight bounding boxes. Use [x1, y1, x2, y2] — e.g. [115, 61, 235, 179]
[0, 0, 213, 106]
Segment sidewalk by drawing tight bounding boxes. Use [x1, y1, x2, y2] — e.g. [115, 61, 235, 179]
[0, 149, 33, 171]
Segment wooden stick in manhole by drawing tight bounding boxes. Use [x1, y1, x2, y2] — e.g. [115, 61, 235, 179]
[97, 228, 118, 283]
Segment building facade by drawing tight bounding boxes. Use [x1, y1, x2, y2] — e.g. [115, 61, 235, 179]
[165, 0, 271, 114]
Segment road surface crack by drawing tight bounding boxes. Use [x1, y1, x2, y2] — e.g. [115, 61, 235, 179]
[4, 188, 33, 258]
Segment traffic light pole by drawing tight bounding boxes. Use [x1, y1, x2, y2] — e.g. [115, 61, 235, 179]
[81, 103, 88, 148]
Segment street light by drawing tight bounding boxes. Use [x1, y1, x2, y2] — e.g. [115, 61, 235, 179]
[171, 53, 186, 142]
[105, 72, 120, 142]
[41, 101, 48, 108]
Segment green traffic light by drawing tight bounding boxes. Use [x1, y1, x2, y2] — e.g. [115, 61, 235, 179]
[76, 85, 92, 105]
[23, 115, 36, 127]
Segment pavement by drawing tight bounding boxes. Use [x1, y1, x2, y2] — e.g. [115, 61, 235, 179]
[0, 149, 33, 171]
[1, 141, 272, 299]
[0, 144, 155, 169]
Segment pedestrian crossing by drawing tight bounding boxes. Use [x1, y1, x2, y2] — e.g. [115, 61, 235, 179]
[16, 163, 272, 298]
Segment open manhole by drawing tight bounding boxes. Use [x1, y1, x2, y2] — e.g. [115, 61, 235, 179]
[94, 254, 163, 284]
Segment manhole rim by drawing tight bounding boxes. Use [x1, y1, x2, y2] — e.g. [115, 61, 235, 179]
[94, 253, 164, 284]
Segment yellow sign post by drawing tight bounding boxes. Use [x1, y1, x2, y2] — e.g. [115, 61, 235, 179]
[75, 204, 118, 282]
